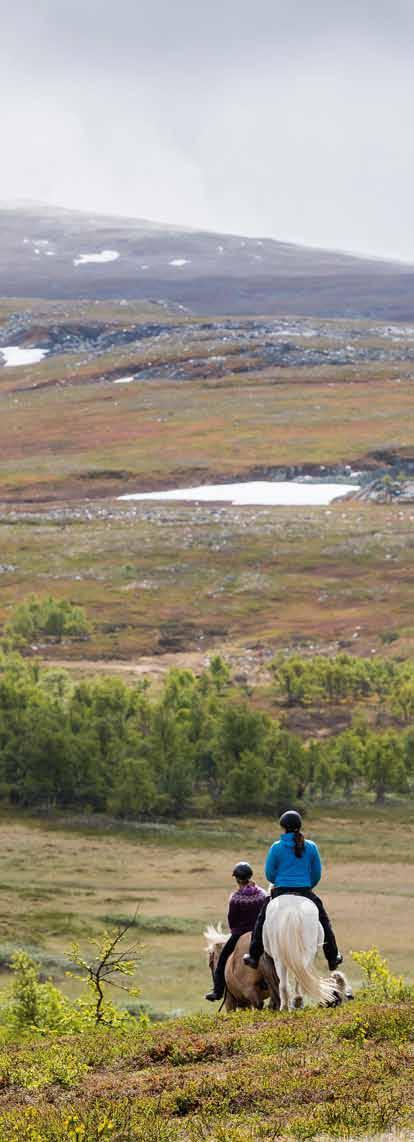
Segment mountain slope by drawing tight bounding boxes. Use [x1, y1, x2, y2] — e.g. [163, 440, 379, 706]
[1, 202, 414, 317]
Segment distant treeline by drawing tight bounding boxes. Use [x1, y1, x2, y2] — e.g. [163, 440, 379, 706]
[271, 651, 414, 719]
[0, 651, 413, 816]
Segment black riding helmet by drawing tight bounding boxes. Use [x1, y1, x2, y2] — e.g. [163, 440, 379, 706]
[232, 861, 253, 880]
[279, 810, 302, 832]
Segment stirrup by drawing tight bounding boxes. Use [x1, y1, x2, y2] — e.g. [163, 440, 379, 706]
[329, 952, 343, 971]
[243, 953, 259, 969]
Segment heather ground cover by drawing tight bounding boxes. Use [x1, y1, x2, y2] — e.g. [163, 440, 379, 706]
[0, 499, 414, 661]
[0, 992, 412, 1138]
[1, 363, 414, 500]
[1, 300, 414, 504]
[1, 303, 414, 661]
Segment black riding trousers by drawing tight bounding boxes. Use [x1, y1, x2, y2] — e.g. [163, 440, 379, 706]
[212, 933, 240, 998]
[249, 887, 339, 970]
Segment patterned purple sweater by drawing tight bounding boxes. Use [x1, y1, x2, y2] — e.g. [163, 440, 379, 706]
[227, 882, 267, 936]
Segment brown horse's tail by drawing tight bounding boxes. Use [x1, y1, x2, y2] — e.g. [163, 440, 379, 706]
[276, 906, 337, 1006]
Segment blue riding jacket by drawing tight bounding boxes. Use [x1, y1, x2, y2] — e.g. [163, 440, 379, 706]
[265, 833, 322, 889]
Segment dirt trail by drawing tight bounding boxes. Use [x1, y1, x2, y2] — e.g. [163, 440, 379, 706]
[39, 650, 210, 681]
[39, 642, 276, 687]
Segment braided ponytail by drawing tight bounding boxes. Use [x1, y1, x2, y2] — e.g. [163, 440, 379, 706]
[293, 829, 305, 858]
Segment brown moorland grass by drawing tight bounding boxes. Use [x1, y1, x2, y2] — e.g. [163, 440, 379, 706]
[1, 366, 414, 499]
[1, 307, 414, 659]
[0, 499, 414, 660]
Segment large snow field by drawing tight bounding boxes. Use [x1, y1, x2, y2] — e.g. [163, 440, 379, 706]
[119, 481, 359, 507]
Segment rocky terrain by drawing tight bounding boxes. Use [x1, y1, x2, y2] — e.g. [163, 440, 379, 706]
[2, 202, 414, 318]
[3, 305, 414, 383]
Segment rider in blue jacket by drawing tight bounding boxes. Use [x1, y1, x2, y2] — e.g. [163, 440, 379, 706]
[243, 809, 343, 971]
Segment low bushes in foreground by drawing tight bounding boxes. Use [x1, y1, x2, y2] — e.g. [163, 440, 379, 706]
[0, 996, 411, 1139]
[0, 951, 411, 1139]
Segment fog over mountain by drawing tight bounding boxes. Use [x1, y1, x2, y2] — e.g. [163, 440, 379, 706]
[2, 1, 414, 262]
[1, 203, 414, 318]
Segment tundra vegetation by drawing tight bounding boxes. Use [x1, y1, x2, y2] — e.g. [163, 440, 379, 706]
[2, 301, 414, 1135]
[1, 300, 414, 506]
[0, 946, 412, 1139]
[2, 302, 414, 663]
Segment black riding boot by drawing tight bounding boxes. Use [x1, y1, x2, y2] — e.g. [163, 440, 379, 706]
[205, 934, 239, 1001]
[243, 897, 270, 968]
[317, 904, 342, 971]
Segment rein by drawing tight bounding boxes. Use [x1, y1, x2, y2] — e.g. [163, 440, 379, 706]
[218, 982, 239, 1012]
[218, 988, 227, 1013]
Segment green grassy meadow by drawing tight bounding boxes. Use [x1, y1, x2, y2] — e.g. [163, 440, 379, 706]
[0, 811, 412, 1138]
[0, 807, 412, 1018]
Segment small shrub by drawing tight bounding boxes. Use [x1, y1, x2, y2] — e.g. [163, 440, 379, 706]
[5, 951, 80, 1035]
[69, 920, 143, 1026]
[5, 595, 91, 646]
[380, 629, 400, 644]
[351, 947, 412, 1001]
[338, 1012, 369, 1045]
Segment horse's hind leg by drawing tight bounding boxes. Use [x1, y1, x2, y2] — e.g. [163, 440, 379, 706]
[224, 990, 237, 1011]
[261, 952, 280, 1011]
[293, 979, 304, 1010]
[247, 988, 264, 1010]
[279, 964, 289, 1011]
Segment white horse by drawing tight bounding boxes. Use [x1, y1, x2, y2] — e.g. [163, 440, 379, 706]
[263, 894, 346, 1011]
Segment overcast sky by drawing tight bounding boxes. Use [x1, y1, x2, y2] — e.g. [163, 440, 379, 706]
[2, 0, 414, 260]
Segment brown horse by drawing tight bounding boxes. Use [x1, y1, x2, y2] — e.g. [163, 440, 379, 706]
[204, 925, 279, 1011]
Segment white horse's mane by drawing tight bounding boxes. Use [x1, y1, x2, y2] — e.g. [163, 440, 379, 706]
[204, 923, 229, 953]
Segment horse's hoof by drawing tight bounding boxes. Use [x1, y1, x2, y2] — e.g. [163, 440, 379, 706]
[326, 989, 342, 1007]
[205, 991, 220, 1001]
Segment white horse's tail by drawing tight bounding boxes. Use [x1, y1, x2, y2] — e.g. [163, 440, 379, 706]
[277, 907, 337, 1006]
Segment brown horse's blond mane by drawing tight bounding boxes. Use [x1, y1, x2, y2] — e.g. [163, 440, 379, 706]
[204, 923, 229, 956]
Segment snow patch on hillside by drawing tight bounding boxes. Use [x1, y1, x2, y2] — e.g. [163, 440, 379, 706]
[0, 346, 47, 367]
[119, 481, 359, 507]
[73, 250, 120, 267]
